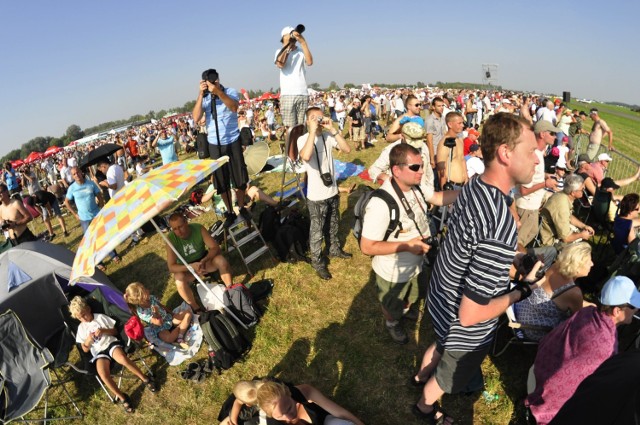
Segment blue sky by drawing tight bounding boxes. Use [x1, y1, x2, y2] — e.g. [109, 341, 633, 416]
[1, 0, 638, 157]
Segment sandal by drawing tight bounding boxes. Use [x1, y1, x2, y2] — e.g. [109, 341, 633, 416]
[412, 402, 454, 425]
[112, 255, 121, 264]
[144, 374, 157, 392]
[115, 393, 134, 413]
[96, 264, 106, 272]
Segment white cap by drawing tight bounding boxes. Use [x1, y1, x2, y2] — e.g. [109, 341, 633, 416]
[281, 26, 294, 38]
[598, 153, 613, 162]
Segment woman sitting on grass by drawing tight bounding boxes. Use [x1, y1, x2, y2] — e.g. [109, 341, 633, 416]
[69, 296, 156, 413]
[513, 242, 593, 341]
[219, 379, 282, 425]
[257, 381, 364, 425]
[124, 282, 193, 350]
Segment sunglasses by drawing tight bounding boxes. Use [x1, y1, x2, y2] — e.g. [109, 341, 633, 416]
[548, 131, 557, 136]
[413, 103, 422, 107]
[400, 163, 424, 172]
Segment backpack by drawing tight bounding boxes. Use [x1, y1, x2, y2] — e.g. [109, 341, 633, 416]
[198, 310, 250, 370]
[258, 205, 281, 243]
[273, 210, 310, 262]
[352, 187, 401, 245]
[223, 284, 261, 327]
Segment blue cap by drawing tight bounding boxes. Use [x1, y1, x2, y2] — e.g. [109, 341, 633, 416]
[600, 276, 640, 308]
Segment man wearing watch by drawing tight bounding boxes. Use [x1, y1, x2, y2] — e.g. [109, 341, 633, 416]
[296, 107, 351, 280]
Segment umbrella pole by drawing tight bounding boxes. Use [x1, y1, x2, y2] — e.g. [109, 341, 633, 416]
[149, 219, 248, 330]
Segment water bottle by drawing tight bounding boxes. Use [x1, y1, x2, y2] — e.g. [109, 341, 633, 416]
[482, 390, 499, 403]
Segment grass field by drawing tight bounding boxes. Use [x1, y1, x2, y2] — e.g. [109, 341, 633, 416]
[29, 106, 640, 425]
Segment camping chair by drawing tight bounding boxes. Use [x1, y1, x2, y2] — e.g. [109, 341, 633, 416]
[64, 290, 154, 403]
[492, 305, 551, 357]
[590, 189, 616, 258]
[573, 189, 592, 223]
[0, 310, 55, 423]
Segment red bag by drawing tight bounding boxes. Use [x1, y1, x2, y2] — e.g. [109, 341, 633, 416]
[124, 316, 145, 341]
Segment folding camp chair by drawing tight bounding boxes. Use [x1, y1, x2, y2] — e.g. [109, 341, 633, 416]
[492, 305, 551, 357]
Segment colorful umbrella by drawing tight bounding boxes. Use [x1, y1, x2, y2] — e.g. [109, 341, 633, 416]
[70, 158, 228, 282]
[24, 152, 43, 164]
[43, 146, 63, 157]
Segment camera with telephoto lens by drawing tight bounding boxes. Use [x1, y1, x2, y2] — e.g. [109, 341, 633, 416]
[289, 24, 305, 41]
[320, 172, 333, 187]
[521, 253, 545, 280]
[201, 69, 219, 97]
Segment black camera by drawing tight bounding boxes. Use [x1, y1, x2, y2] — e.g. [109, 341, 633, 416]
[423, 236, 439, 265]
[442, 182, 454, 191]
[521, 253, 545, 280]
[320, 172, 333, 187]
[422, 236, 438, 249]
[201, 69, 219, 97]
[1, 221, 11, 231]
[443, 137, 457, 148]
[289, 24, 305, 41]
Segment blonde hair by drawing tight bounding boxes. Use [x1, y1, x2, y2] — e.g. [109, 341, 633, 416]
[124, 282, 147, 305]
[233, 380, 265, 405]
[556, 242, 592, 279]
[256, 381, 291, 417]
[68, 296, 89, 320]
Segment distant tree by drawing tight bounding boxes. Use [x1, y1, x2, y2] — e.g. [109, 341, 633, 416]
[49, 138, 64, 147]
[416, 81, 426, 88]
[1, 149, 22, 163]
[328, 81, 339, 91]
[181, 100, 196, 113]
[65, 124, 84, 142]
[148, 110, 156, 119]
[343, 83, 355, 89]
[309, 82, 321, 90]
[156, 109, 167, 119]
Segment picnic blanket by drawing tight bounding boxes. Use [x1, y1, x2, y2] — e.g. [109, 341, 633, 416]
[144, 302, 203, 366]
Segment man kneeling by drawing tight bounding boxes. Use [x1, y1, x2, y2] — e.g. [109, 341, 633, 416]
[166, 212, 232, 312]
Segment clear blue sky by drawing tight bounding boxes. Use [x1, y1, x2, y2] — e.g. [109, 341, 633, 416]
[1, 0, 638, 158]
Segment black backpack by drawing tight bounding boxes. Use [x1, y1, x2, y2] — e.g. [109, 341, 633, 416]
[259, 205, 281, 243]
[223, 284, 261, 327]
[198, 311, 250, 370]
[273, 210, 310, 262]
[352, 187, 401, 246]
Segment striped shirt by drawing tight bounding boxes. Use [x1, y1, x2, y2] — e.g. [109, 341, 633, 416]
[428, 176, 517, 351]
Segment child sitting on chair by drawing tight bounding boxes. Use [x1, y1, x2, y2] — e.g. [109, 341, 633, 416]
[69, 296, 157, 414]
[124, 282, 193, 350]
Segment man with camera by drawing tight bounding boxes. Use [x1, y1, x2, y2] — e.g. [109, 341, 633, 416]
[193, 69, 250, 228]
[361, 143, 458, 345]
[0, 183, 36, 245]
[296, 107, 351, 280]
[414, 113, 543, 423]
[275, 25, 313, 129]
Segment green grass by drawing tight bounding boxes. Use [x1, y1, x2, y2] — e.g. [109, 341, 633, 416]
[26, 109, 640, 424]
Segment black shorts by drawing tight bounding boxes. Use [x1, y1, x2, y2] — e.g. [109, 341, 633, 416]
[13, 227, 38, 245]
[434, 341, 490, 394]
[208, 138, 248, 193]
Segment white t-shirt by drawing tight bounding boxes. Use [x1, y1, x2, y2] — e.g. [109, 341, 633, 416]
[368, 141, 433, 189]
[556, 145, 570, 169]
[466, 156, 485, 178]
[296, 131, 338, 201]
[275, 46, 308, 96]
[106, 164, 125, 199]
[335, 100, 346, 119]
[75, 313, 118, 358]
[67, 157, 78, 167]
[362, 178, 432, 282]
[515, 149, 546, 210]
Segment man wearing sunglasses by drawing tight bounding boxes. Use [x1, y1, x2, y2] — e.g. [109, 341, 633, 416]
[360, 142, 458, 345]
[385, 95, 424, 143]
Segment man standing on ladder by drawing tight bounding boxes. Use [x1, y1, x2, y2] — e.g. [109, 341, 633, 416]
[275, 25, 313, 131]
[193, 69, 251, 228]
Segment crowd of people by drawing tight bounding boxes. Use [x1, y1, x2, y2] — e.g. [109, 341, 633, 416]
[2, 24, 640, 424]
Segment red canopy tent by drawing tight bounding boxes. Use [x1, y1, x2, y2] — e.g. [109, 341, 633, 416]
[258, 92, 279, 101]
[24, 152, 43, 164]
[43, 146, 63, 157]
[10, 159, 24, 168]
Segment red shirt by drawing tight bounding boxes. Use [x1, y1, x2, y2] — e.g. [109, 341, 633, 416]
[126, 139, 139, 157]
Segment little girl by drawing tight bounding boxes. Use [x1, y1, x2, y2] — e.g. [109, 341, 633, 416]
[69, 296, 156, 413]
[124, 282, 192, 350]
[219, 379, 277, 425]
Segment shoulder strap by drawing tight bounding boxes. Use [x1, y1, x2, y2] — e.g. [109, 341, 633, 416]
[550, 282, 577, 300]
[371, 189, 402, 241]
[389, 178, 428, 240]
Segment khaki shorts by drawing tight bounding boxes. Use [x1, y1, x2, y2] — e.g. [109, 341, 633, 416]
[352, 126, 365, 142]
[375, 272, 420, 321]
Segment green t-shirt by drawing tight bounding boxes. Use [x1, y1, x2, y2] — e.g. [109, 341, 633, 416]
[167, 223, 206, 264]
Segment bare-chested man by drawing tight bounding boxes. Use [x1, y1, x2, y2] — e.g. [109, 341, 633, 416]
[436, 112, 468, 189]
[0, 183, 37, 245]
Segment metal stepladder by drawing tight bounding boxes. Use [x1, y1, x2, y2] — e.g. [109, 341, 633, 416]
[222, 216, 276, 276]
[278, 124, 307, 208]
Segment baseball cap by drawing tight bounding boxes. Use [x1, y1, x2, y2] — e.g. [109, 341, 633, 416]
[600, 276, 640, 308]
[502, 99, 511, 104]
[401, 122, 426, 148]
[280, 26, 294, 40]
[533, 120, 563, 134]
[598, 153, 613, 162]
[469, 144, 480, 152]
[600, 177, 620, 190]
[590, 108, 599, 115]
[467, 128, 480, 137]
[577, 153, 591, 165]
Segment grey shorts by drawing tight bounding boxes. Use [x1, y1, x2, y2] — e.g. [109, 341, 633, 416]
[434, 341, 490, 394]
[280, 95, 309, 127]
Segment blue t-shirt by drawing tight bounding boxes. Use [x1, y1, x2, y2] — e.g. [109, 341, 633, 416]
[202, 87, 240, 146]
[66, 180, 101, 221]
[157, 136, 178, 165]
[3, 168, 18, 190]
[399, 115, 425, 127]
